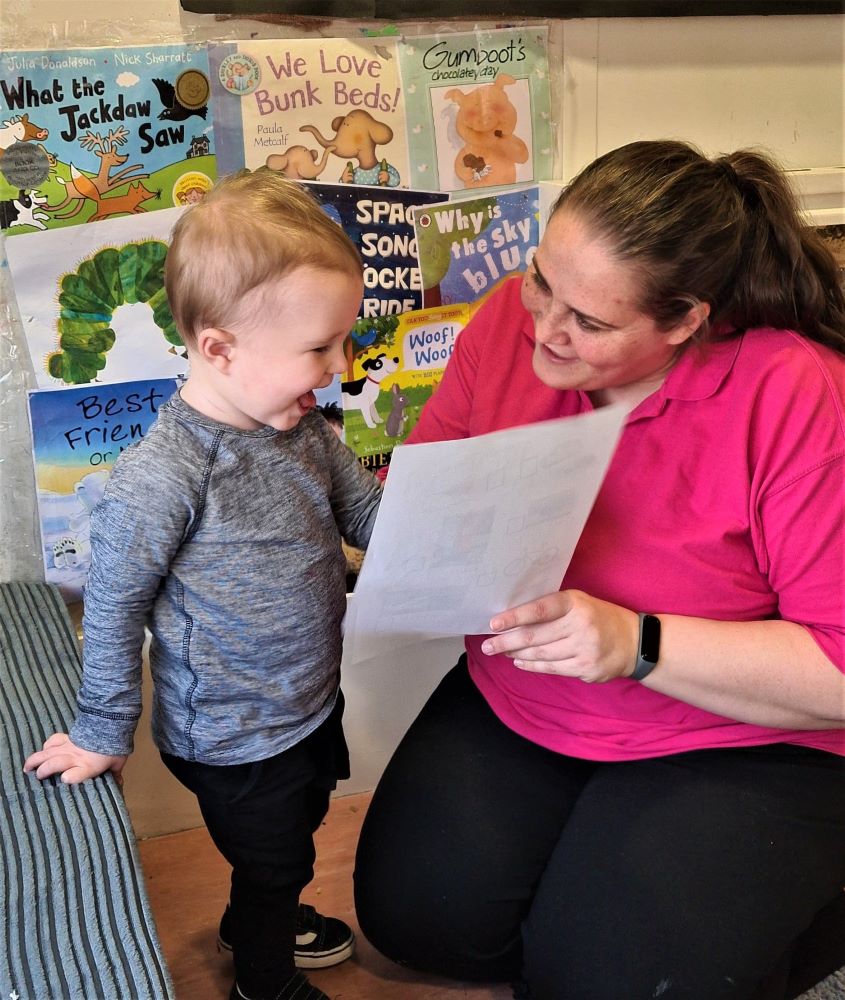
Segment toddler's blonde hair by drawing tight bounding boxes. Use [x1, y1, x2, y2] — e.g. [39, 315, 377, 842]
[165, 168, 362, 346]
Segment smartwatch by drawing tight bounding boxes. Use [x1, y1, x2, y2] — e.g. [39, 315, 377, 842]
[632, 613, 661, 681]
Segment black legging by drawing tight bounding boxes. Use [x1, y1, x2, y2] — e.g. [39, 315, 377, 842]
[353, 659, 845, 1000]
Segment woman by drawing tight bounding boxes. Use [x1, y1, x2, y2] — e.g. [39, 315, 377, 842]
[353, 141, 845, 1000]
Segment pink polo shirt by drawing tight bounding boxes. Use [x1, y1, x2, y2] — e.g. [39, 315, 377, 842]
[406, 277, 845, 760]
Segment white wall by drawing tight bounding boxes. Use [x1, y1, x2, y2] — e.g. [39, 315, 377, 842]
[2, 0, 843, 837]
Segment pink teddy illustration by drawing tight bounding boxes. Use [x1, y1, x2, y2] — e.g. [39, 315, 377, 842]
[445, 74, 529, 189]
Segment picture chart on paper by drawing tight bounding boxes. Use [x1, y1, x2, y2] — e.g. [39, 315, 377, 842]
[208, 38, 410, 186]
[6, 206, 187, 388]
[344, 405, 627, 666]
[414, 184, 540, 309]
[0, 44, 215, 234]
[398, 25, 552, 193]
[28, 377, 179, 603]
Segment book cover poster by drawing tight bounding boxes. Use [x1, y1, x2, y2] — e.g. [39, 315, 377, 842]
[6, 205, 188, 389]
[28, 377, 179, 603]
[341, 303, 469, 470]
[414, 185, 540, 309]
[208, 38, 410, 187]
[0, 45, 215, 235]
[399, 27, 552, 193]
[300, 181, 447, 352]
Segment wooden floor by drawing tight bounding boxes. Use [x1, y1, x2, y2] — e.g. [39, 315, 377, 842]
[138, 791, 514, 1000]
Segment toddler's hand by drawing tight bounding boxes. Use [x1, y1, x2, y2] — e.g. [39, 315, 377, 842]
[24, 732, 127, 785]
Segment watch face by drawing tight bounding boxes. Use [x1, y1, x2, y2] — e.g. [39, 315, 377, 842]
[640, 614, 661, 664]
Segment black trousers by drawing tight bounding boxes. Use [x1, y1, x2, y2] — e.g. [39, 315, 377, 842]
[353, 661, 845, 1000]
[162, 694, 348, 996]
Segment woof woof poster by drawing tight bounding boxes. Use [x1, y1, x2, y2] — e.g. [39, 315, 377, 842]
[414, 185, 540, 309]
[398, 26, 552, 193]
[6, 206, 188, 389]
[0, 44, 215, 235]
[208, 38, 410, 187]
[341, 303, 469, 470]
[28, 377, 179, 603]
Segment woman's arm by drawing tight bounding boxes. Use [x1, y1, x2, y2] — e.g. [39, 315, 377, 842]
[482, 590, 845, 730]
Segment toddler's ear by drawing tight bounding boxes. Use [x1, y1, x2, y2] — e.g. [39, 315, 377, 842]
[196, 327, 235, 370]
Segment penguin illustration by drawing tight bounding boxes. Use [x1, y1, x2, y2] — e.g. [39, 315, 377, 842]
[152, 77, 208, 122]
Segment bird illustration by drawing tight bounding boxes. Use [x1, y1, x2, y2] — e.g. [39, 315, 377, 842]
[351, 325, 378, 348]
[152, 78, 207, 122]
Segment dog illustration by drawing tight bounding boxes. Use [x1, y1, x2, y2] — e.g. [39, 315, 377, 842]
[385, 383, 410, 439]
[0, 188, 49, 230]
[342, 352, 400, 429]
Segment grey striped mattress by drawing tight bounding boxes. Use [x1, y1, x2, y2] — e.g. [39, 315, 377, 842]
[0, 581, 173, 1000]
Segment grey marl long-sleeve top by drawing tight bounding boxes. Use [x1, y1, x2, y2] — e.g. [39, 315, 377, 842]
[69, 393, 382, 765]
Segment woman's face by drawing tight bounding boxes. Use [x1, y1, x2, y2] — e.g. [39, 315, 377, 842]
[522, 210, 700, 406]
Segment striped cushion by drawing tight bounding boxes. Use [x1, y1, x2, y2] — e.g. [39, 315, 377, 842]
[0, 581, 173, 1000]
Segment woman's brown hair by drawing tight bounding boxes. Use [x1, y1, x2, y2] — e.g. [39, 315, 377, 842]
[552, 140, 845, 354]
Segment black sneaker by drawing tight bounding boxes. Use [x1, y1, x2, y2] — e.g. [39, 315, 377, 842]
[218, 902, 355, 970]
[229, 970, 329, 1000]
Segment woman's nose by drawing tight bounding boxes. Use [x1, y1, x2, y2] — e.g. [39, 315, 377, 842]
[534, 309, 573, 346]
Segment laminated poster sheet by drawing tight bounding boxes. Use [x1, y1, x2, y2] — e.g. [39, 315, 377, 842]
[344, 404, 627, 665]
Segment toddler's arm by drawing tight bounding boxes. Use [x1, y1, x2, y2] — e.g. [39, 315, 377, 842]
[25, 439, 192, 782]
[325, 429, 383, 550]
[24, 732, 127, 785]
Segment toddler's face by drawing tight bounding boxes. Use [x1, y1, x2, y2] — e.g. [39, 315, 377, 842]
[221, 266, 362, 432]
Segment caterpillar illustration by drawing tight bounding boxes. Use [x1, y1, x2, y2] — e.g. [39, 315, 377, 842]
[47, 240, 182, 384]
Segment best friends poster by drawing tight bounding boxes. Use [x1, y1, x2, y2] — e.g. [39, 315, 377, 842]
[27, 378, 179, 603]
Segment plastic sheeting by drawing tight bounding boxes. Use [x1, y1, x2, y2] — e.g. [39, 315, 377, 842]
[0, 3, 564, 589]
[0, 256, 42, 583]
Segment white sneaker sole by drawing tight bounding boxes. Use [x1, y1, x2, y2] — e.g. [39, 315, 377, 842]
[217, 933, 355, 969]
[293, 934, 355, 969]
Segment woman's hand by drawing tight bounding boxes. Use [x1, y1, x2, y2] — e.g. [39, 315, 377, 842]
[481, 589, 640, 683]
[24, 733, 127, 786]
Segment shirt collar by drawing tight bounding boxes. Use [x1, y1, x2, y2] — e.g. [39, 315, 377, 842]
[661, 334, 742, 401]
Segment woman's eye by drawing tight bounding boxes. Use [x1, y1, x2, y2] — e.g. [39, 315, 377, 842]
[530, 268, 550, 293]
[575, 314, 600, 332]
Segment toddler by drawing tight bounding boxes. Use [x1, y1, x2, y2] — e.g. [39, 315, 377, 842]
[25, 169, 382, 1000]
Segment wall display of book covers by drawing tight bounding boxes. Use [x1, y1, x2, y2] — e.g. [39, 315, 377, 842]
[0, 43, 217, 234]
[207, 25, 552, 193]
[1, 29, 554, 602]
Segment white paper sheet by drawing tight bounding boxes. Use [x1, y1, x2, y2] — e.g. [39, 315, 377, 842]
[344, 404, 627, 666]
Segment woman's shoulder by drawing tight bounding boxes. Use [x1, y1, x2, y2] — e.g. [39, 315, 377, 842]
[460, 276, 532, 350]
[739, 327, 845, 404]
[741, 326, 845, 370]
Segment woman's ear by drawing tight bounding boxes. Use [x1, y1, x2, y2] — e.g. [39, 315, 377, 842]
[195, 327, 235, 371]
[667, 301, 710, 346]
